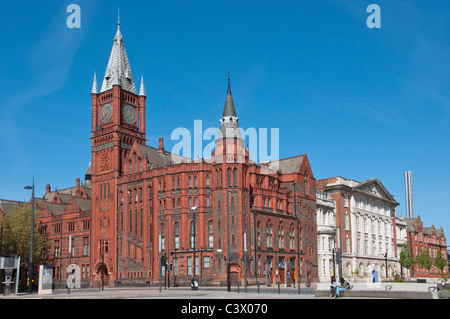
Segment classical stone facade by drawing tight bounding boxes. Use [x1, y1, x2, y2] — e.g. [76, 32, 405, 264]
[317, 177, 400, 283]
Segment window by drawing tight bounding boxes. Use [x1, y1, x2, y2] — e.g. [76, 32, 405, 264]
[188, 176, 192, 188]
[99, 240, 109, 254]
[204, 256, 210, 269]
[160, 224, 165, 251]
[187, 257, 192, 276]
[174, 223, 180, 250]
[344, 194, 349, 207]
[266, 222, 273, 248]
[54, 240, 60, 258]
[257, 222, 261, 247]
[194, 176, 197, 187]
[83, 237, 90, 256]
[173, 258, 178, 276]
[227, 168, 232, 187]
[208, 221, 213, 248]
[233, 168, 237, 187]
[68, 221, 76, 232]
[206, 175, 210, 187]
[278, 223, 284, 249]
[344, 213, 349, 230]
[190, 222, 195, 249]
[289, 224, 295, 250]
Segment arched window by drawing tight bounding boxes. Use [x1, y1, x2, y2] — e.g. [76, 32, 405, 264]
[278, 222, 284, 249]
[289, 224, 295, 249]
[227, 168, 232, 187]
[233, 168, 237, 187]
[266, 222, 273, 248]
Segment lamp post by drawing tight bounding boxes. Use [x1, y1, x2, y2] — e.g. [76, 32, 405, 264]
[24, 178, 35, 294]
[191, 206, 198, 290]
[384, 252, 388, 281]
[226, 189, 237, 292]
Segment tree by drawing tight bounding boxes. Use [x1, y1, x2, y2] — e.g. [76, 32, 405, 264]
[416, 246, 432, 272]
[434, 249, 448, 282]
[1, 204, 48, 264]
[399, 244, 414, 269]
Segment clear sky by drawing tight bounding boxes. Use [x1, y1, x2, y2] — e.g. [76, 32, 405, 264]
[0, 1, 449, 236]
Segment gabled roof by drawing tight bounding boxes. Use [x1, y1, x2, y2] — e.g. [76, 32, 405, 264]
[269, 155, 305, 174]
[0, 200, 27, 216]
[136, 143, 192, 168]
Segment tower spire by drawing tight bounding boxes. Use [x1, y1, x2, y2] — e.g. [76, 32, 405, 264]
[100, 19, 136, 94]
[219, 70, 240, 139]
[91, 72, 98, 94]
[139, 75, 146, 96]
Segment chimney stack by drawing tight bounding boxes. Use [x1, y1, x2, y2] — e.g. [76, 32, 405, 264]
[159, 137, 164, 152]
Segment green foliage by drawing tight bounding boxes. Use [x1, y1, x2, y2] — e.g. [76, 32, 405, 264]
[1, 204, 49, 263]
[399, 244, 414, 269]
[434, 249, 448, 282]
[416, 246, 433, 271]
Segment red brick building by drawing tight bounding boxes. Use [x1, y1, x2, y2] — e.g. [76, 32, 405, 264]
[88, 22, 317, 287]
[406, 215, 448, 279]
[36, 176, 92, 287]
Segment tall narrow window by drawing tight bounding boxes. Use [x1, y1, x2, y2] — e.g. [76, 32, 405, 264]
[233, 168, 237, 187]
[208, 221, 213, 248]
[227, 168, 232, 187]
[190, 222, 195, 249]
[266, 222, 273, 248]
[160, 224, 165, 251]
[174, 223, 180, 250]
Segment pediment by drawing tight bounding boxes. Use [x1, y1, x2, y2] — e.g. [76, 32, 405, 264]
[355, 178, 396, 202]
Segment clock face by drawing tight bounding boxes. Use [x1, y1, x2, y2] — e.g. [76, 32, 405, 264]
[100, 104, 112, 123]
[122, 105, 136, 124]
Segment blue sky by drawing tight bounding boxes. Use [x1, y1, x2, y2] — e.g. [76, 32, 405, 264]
[0, 1, 449, 236]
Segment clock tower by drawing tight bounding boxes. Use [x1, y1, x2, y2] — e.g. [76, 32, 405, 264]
[90, 20, 146, 285]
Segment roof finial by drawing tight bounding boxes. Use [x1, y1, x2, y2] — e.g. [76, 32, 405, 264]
[118, 7, 120, 25]
[227, 66, 231, 95]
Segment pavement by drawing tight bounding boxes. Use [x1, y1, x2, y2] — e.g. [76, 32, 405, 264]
[0, 284, 316, 299]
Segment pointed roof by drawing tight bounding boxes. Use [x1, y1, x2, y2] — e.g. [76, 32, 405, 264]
[100, 21, 137, 94]
[222, 73, 236, 117]
[139, 75, 146, 96]
[91, 72, 98, 94]
[218, 71, 241, 139]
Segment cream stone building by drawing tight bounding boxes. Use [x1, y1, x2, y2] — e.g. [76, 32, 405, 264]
[317, 177, 400, 283]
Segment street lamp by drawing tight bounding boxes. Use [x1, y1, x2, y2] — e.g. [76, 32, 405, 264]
[24, 178, 35, 294]
[227, 189, 237, 292]
[191, 206, 198, 290]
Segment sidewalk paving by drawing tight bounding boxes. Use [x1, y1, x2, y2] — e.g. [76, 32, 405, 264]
[0, 284, 317, 300]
